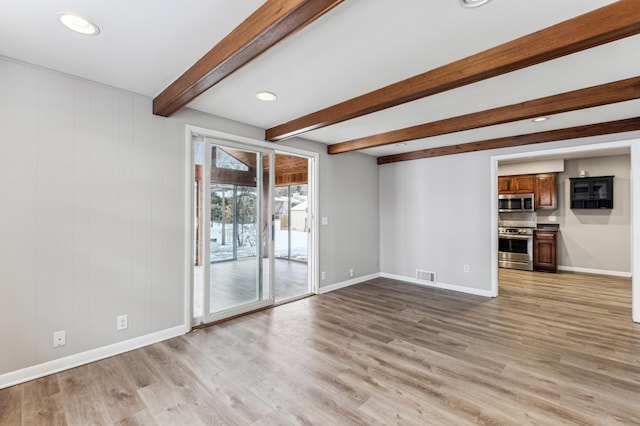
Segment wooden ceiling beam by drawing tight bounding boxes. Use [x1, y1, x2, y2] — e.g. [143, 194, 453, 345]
[376, 118, 640, 165]
[328, 76, 640, 154]
[153, 0, 344, 117]
[266, 0, 640, 142]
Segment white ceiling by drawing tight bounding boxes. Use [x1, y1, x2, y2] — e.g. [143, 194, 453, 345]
[1, 0, 637, 157]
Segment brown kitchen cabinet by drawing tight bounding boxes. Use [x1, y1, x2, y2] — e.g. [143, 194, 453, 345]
[499, 173, 557, 211]
[499, 174, 535, 194]
[498, 176, 512, 193]
[534, 230, 557, 272]
[535, 173, 557, 210]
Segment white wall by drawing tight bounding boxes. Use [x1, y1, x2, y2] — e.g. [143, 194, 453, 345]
[380, 150, 493, 293]
[0, 58, 185, 376]
[498, 158, 565, 175]
[380, 136, 640, 294]
[0, 57, 380, 384]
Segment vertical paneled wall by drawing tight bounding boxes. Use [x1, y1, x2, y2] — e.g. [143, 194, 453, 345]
[0, 58, 185, 375]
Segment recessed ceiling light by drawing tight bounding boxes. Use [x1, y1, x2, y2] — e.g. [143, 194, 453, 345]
[58, 13, 100, 35]
[460, 0, 492, 8]
[532, 117, 549, 123]
[256, 91, 277, 102]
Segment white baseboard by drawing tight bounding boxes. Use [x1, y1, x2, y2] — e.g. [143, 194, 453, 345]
[317, 273, 381, 294]
[557, 265, 632, 278]
[0, 324, 189, 390]
[380, 273, 494, 297]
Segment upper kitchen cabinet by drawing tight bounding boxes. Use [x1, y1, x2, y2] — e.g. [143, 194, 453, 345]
[535, 173, 557, 210]
[499, 173, 557, 211]
[498, 176, 511, 193]
[498, 175, 535, 194]
[569, 176, 614, 209]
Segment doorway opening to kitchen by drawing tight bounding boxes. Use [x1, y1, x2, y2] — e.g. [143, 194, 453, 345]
[490, 140, 638, 323]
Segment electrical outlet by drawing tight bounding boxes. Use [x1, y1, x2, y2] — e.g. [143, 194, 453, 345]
[349, 268, 354, 278]
[117, 314, 128, 331]
[321, 271, 327, 280]
[464, 264, 470, 273]
[53, 330, 66, 348]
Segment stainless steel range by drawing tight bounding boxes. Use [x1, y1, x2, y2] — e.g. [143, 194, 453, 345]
[498, 212, 536, 271]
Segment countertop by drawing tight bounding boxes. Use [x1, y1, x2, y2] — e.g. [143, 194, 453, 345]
[536, 223, 560, 232]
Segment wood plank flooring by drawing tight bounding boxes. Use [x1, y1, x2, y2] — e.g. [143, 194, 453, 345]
[1, 270, 639, 425]
[208, 258, 309, 312]
[272, 259, 308, 303]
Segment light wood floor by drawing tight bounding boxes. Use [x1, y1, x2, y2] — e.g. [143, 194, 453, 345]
[210, 258, 308, 312]
[272, 259, 308, 303]
[2, 270, 639, 425]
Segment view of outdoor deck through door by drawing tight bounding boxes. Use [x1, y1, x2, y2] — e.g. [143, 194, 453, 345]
[273, 181, 310, 302]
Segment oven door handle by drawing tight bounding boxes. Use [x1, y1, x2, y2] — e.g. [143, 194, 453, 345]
[499, 234, 532, 240]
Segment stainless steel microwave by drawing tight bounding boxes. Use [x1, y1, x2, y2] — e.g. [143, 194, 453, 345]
[498, 193, 534, 212]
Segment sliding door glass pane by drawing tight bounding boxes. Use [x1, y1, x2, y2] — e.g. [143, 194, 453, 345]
[289, 184, 308, 262]
[274, 186, 290, 259]
[209, 146, 262, 314]
[210, 184, 235, 262]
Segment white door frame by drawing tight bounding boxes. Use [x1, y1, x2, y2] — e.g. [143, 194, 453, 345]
[184, 125, 320, 327]
[490, 138, 639, 323]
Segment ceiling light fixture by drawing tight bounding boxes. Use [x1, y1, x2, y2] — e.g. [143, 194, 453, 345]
[532, 117, 549, 123]
[460, 0, 492, 8]
[58, 13, 100, 35]
[256, 91, 277, 102]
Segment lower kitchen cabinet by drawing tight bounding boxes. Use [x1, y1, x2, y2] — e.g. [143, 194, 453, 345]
[534, 230, 557, 272]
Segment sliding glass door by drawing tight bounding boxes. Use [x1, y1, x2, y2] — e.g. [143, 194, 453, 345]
[192, 135, 315, 325]
[198, 140, 273, 323]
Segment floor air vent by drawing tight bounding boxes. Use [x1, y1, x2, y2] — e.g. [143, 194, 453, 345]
[416, 269, 436, 283]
